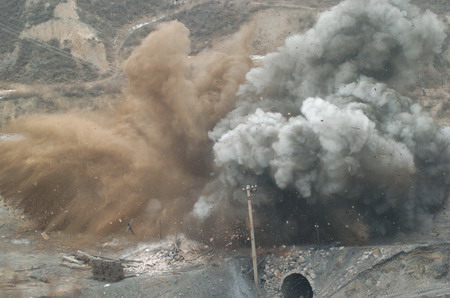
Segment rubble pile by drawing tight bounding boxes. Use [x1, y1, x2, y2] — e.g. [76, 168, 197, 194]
[91, 259, 124, 282]
[123, 238, 212, 276]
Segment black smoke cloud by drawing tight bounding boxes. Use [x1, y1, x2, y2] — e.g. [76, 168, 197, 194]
[193, 0, 449, 245]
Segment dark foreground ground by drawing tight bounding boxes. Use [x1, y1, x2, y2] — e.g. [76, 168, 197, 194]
[1, 197, 450, 298]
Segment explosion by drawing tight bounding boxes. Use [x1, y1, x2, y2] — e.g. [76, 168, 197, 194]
[0, 0, 448, 246]
[0, 21, 252, 239]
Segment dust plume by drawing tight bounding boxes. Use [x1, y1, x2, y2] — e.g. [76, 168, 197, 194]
[194, 0, 450, 245]
[0, 21, 252, 238]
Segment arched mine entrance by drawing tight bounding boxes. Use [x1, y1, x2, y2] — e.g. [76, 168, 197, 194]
[281, 273, 313, 298]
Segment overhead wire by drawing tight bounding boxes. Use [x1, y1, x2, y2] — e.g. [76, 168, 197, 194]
[0, 19, 95, 68]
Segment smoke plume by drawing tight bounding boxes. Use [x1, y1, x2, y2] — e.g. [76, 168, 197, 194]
[194, 0, 449, 245]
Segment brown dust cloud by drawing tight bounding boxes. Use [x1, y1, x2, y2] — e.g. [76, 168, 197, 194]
[0, 21, 253, 241]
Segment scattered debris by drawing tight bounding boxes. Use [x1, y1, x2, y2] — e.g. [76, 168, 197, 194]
[29, 275, 50, 284]
[59, 250, 143, 279]
[14, 265, 47, 272]
[123, 238, 212, 276]
[58, 261, 90, 270]
[58, 253, 91, 270]
[40, 232, 49, 240]
[62, 255, 84, 265]
[0, 133, 24, 142]
[126, 219, 135, 235]
[11, 239, 31, 245]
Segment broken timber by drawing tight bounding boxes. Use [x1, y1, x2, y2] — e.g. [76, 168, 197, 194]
[59, 250, 142, 282]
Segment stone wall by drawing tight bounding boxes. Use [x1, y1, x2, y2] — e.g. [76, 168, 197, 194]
[260, 244, 450, 297]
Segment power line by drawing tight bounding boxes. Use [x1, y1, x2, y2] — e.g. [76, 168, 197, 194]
[0, 20, 95, 68]
[0, 20, 75, 60]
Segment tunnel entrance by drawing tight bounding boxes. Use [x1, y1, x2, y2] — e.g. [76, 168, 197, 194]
[281, 273, 313, 298]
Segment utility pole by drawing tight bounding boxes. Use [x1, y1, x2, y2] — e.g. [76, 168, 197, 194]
[314, 223, 320, 244]
[243, 184, 258, 286]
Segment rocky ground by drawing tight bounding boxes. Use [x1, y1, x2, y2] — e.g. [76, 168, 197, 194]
[0, 199, 258, 297]
[1, 192, 449, 297]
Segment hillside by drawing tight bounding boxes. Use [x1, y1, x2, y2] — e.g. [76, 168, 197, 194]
[0, 0, 448, 126]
